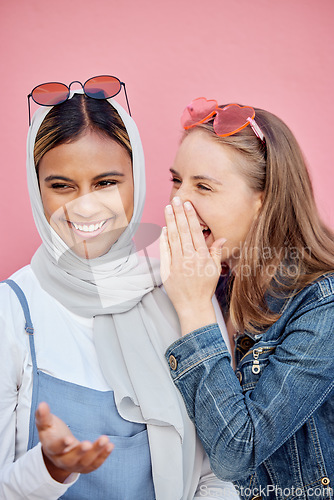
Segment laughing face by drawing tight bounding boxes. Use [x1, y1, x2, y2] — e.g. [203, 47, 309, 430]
[170, 129, 263, 269]
[38, 131, 134, 259]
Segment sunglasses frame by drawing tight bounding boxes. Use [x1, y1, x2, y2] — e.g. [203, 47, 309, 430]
[182, 98, 265, 143]
[27, 75, 131, 125]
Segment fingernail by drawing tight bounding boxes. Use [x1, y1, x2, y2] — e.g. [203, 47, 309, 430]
[184, 201, 192, 211]
[81, 442, 92, 451]
[172, 196, 181, 206]
[165, 205, 173, 214]
[162, 226, 167, 234]
[107, 443, 114, 453]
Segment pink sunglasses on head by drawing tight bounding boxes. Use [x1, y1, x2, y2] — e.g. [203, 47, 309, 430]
[181, 97, 265, 143]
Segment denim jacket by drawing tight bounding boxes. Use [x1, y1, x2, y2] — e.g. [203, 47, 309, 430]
[165, 274, 334, 500]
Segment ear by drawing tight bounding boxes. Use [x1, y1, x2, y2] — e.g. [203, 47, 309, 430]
[254, 191, 264, 217]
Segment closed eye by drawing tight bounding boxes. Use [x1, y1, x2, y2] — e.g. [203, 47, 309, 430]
[96, 180, 119, 188]
[197, 184, 212, 191]
[170, 176, 182, 185]
[51, 183, 73, 190]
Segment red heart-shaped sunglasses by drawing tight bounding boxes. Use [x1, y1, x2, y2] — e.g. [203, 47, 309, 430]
[181, 97, 265, 143]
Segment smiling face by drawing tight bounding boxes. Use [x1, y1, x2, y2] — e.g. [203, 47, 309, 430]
[38, 131, 134, 259]
[170, 129, 263, 268]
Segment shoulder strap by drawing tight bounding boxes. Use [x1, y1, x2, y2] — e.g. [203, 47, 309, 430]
[1, 279, 41, 451]
[0, 279, 38, 450]
[1, 279, 38, 370]
[1, 279, 34, 335]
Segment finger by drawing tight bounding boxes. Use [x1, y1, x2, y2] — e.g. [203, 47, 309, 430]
[76, 437, 113, 469]
[35, 402, 52, 431]
[183, 201, 209, 254]
[37, 403, 77, 454]
[159, 227, 171, 282]
[171, 197, 195, 256]
[88, 442, 114, 471]
[44, 434, 79, 459]
[61, 434, 81, 454]
[209, 238, 227, 271]
[164, 204, 183, 257]
[85, 437, 113, 468]
[57, 441, 94, 468]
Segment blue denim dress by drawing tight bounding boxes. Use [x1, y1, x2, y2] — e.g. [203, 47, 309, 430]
[3, 279, 156, 500]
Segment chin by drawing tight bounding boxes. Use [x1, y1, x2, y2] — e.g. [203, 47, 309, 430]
[68, 240, 112, 260]
[59, 227, 125, 260]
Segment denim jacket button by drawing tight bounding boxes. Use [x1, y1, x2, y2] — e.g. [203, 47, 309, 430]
[321, 477, 330, 486]
[169, 355, 178, 371]
[236, 371, 242, 384]
[240, 337, 253, 350]
[251, 496, 262, 500]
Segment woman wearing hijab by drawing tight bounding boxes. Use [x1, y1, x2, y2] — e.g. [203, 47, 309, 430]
[0, 81, 239, 499]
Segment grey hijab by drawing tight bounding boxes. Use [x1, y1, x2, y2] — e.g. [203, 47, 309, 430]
[27, 92, 201, 499]
[28, 92, 159, 316]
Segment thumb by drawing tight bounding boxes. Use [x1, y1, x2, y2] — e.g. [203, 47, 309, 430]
[35, 402, 52, 431]
[209, 238, 227, 270]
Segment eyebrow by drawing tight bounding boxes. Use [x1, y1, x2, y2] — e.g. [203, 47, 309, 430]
[44, 171, 125, 182]
[170, 168, 222, 185]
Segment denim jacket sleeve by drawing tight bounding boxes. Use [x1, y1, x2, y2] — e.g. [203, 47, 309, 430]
[165, 276, 334, 481]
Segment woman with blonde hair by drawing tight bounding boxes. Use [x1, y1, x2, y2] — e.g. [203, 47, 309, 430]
[161, 98, 334, 499]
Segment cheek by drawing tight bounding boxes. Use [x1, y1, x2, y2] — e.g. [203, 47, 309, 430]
[124, 193, 134, 221]
[117, 185, 134, 221]
[40, 191, 60, 224]
[46, 205, 70, 232]
[169, 185, 177, 202]
[193, 199, 215, 224]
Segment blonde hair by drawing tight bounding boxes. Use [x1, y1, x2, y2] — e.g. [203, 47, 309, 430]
[186, 107, 334, 333]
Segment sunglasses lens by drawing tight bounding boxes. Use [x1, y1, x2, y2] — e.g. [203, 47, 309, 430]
[84, 76, 121, 99]
[181, 98, 218, 129]
[214, 104, 255, 136]
[31, 83, 69, 106]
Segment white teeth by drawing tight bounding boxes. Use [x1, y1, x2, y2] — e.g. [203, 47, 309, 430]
[72, 220, 105, 232]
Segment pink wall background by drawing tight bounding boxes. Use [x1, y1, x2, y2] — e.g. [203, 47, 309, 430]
[1, 0, 333, 280]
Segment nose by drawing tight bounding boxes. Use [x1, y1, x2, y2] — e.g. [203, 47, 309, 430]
[66, 192, 102, 220]
[172, 184, 195, 207]
[171, 184, 202, 221]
